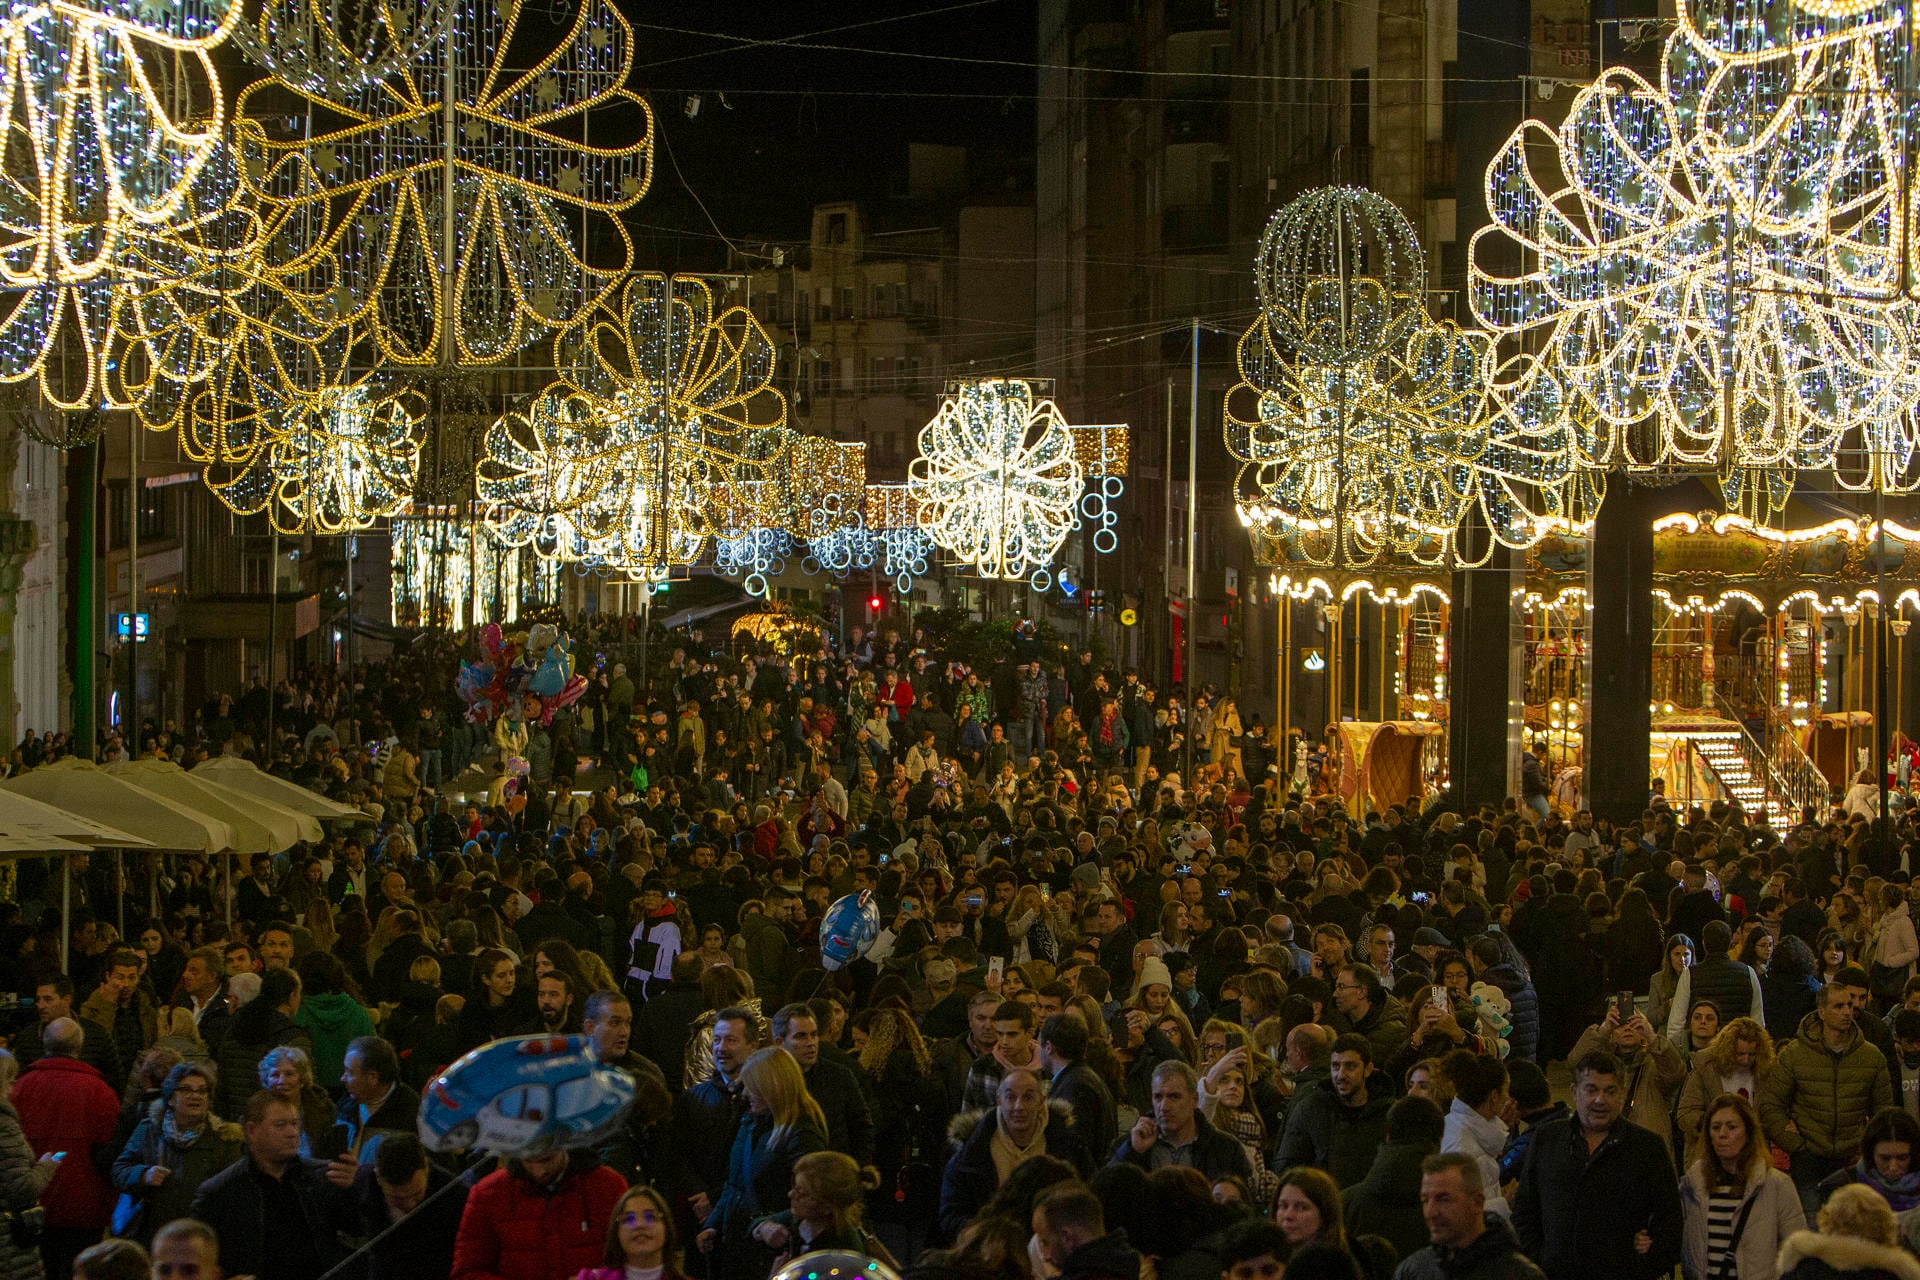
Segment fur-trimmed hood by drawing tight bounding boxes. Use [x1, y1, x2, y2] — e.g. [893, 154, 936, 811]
[946, 1098, 1075, 1148]
[1778, 1230, 1920, 1280]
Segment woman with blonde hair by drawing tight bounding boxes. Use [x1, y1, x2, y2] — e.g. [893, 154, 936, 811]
[1675, 1016, 1775, 1165]
[1006, 883, 1058, 967]
[697, 1047, 826, 1275]
[1777, 1183, 1911, 1280]
[1202, 1060, 1278, 1207]
[749, 1151, 897, 1268]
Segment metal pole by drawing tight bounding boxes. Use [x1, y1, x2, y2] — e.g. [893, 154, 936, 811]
[267, 527, 278, 755]
[127, 413, 139, 754]
[1183, 317, 1198, 786]
[1878, 486, 1891, 865]
[1163, 377, 1173, 687]
[59, 856, 69, 971]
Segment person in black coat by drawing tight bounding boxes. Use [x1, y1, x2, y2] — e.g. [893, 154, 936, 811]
[190, 1093, 354, 1280]
[1512, 1050, 1682, 1280]
[1038, 1014, 1117, 1156]
[771, 1003, 875, 1163]
[634, 956, 706, 1090]
[351, 1135, 467, 1280]
[937, 1071, 1090, 1245]
[335, 1036, 421, 1158]
[1108, 1059, 1251, 1184]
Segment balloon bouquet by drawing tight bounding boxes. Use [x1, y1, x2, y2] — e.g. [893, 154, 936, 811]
[456, 622, 589, 791]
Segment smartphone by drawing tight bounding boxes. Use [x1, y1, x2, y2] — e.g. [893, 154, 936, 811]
[900, 897, 916, 912]
[1224, 1031, 1245, 1051]
[1613, 990, 1634, 1022]
[667, 890, 677, 899]
[1430, 987, 1451, 1013]
[986, 956, 1004, 985]
[1410, 891, 1432, 905]
[1217, 888, 1232, 898]
[879, 853, 890, 864]
[966, 892, 984, 908]
[1176, 863, 1192, 876]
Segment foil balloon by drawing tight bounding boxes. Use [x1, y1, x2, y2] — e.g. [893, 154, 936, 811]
[769, 1254, 902, 1280]
[819, 890, 881, 972]
[418, 1034, 635, 1157]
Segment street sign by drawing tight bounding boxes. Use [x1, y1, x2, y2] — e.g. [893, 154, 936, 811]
[1119, 608, 1137, 627]
[114, 612, 150, 642]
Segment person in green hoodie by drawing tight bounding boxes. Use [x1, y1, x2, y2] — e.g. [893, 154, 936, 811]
[294, 951, 374, 1086]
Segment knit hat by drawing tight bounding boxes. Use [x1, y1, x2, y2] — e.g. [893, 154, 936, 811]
[1134, 955, 1173, 995]
[1412, 927, 1452, 949]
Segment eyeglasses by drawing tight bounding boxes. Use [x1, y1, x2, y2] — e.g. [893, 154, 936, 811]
[173, 1086, 210, 1097]
[623, 1210, 664, 1228]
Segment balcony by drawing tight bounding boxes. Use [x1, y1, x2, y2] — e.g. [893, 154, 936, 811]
[1161, 203, 1228, 254]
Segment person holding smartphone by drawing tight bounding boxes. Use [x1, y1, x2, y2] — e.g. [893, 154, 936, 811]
[1565, 999, 1686, 1148]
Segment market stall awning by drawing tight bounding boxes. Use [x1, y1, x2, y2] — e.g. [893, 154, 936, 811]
[0, 832, 88, 855]
[1, 759, 235, 853]
[191, 755, 363, 821]
[103, 760, 299, 854]
[0, 790, 152, 848]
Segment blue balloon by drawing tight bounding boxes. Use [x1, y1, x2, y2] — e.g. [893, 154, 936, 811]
[819, 890, 881, 971]
[418, 1034, 635, 1157]
[529, 645, 570, 697]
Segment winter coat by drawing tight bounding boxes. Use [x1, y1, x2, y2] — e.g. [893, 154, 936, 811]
[1874, 903, 1920, 976]
[938, 1102, 1088, 1244]
[1049, 1059, 1118, 1158]
[110, 1110, 243, 1245]
[1056, 1229, 1144, 1280]
[294, 991, 375, 1084]
[216, 1012, 314, 1121]
[1330, 996, 1411, 1068]
[1567, 1025, 1685, 1147]
[449, 1159, 627, 1280]
[1347, 1138, 1439, 1261]
[0, 1101, 53, 1280]
[1760, 1012, 1893, 1159]
[804, 1058, 875, 1164]
[1498, 1104, 1570, 1186]
[189, 1154, 352, 1279]
[1763, 971, 1825, 1044]
[1272, 1075, 1394, 1187]
[1107, 1109, 1253, 1184]
[334, 1082, 421, 1157]
[1674, 1059, 1771, 1168]
[1392, 1215, 1546, 1280]
[1679, 1164, 1803, 1280]
[706, 1114, 825, 1279]
[1444, 1099, 1511, 1219]
[1511, 1116, 1683, 1280]
[12, 1055, 120, 1229]
[1775, 1230, 1920, 1280]
[1479, 964, 1541, 1064]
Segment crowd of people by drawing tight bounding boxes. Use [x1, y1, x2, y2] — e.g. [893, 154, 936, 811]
[5, 614, 1920, 1280]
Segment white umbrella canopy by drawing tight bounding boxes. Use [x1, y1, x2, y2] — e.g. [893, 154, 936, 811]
[0, 789, 152, 848]
[192, 755, 363, 821]
[193, 778, 323, 845]
[103, 759, 298, 854]
[0, 832, 87, 855]
[1, 758, 234, 852]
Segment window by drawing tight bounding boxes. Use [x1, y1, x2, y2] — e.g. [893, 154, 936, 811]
[872, 283, 889, 315]
[840, 286, 855, 318]
[817, 287, 832, 322]
[893, 282, 907, 312]
[496, 1084, 549, 1123]
[826, 211, 847, 244]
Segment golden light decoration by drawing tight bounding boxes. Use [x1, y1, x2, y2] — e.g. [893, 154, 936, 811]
[234, 0, 655, 366]
[1232, 187, 1581, 569]
[0, 0, 243, 409]
[909, 378, 1084, 590]
[480, 274, 788, 581]
[208, 382, 427, 532]
[1468, 0, 1920, 498]
[390, 512, 557, 629]
[228, 0, 454, 96]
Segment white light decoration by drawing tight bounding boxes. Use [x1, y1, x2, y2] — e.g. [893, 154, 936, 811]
[234, 0, 655, 366]
[1468, 0, 1920, 498]
[1232, 187, 1582, 568]
[909, 379, 1085, 591]
[390, 513, 558, 629]
[862, 484, 932, 593]
[228, 0, 454, 96]
[210, 382, 427, 532]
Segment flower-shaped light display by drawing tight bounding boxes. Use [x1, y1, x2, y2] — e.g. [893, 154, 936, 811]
[1468, 0, 1920, 497]
[234, 0, 654, 366]
[0, 0, 242, 408]
[228, 0, 453, 96]
[909, 378, 1084, 590]
[1231, 187, 1580, 568]
[209, 382, 426, 532]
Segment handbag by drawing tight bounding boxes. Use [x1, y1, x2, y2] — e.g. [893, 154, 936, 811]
[1870, 959, 1908, 1003]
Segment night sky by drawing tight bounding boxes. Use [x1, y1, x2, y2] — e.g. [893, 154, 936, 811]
[615, 0, 1038, 270]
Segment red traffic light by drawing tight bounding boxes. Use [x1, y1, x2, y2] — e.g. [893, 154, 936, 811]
[868, 596, 883, 611]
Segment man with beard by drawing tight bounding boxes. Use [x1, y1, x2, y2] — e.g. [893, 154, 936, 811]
[535, 972, 578, 1034]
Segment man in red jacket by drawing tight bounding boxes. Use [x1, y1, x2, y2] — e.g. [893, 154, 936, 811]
[13, 1017, 119, 1280]
[452, 1148, 626, 1280]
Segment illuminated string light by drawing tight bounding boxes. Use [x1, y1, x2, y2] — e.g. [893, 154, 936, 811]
[208, 382, 426, 533]
[909, 378, 1085, 591]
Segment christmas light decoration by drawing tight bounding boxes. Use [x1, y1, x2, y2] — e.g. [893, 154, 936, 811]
[209, 382, 426, 532]
[228, 0, 454, 96]
[1468, 0, 1920, 497]
[1232, 188, 1581, 569]
[909, 379, 1085, 590]
[390, 512, 559, 629]
[234, 0, 655, 366]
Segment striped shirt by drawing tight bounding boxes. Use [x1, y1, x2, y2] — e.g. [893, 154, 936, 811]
[1705, 1188, 1742, 1275]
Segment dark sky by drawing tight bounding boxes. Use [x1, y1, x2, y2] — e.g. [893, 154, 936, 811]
[614, 0, 1038, 270]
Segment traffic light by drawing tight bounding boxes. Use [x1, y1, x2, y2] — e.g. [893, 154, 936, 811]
[868, 594, 883, 612]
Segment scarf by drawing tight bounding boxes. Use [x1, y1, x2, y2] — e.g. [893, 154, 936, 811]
[162, 1110, 202, 1148]
[1857, 1161, 1920, 1211]
[989, 1109, 1049, 1186]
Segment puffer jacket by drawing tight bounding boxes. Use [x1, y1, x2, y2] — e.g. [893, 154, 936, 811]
[1674, 1058, 1772, 1167]
[1680, 1164, 1803, 1280]
[1443, 1099, 1511, 1220]
[0, 1101, 53, 1280]
[12, 1056, 120, 1229]
[109, 1110, 244, 1245]
[1776, 1230, 1920, 1280]
[1759, 1011, 1893, 1158]
[449, 1158, 627, 1280]
[1478, 963, 1540, 1063]
[1271, 1074, 1393, 1187]
[215, 1014, 313, 1121]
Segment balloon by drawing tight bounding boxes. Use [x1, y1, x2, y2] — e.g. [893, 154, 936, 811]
[819, 890, 881, 972]
[418, 1034, 635, 1157]
[770, 1253, 902, 1280]
[525, 623, 559, 657]
[530, 645, 569, 697]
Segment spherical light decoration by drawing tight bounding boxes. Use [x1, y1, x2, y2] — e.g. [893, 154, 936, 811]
[909, 378, 1083, 590]
[1255, 186, 1427, 365]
